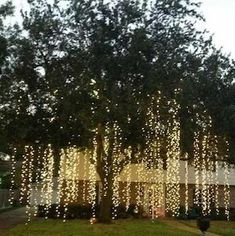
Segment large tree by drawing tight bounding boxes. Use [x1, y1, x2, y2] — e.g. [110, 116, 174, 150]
[1, 0, 235, 222]
[0, 0, 15, 152]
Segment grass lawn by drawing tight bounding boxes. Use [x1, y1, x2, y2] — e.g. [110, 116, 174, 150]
[7, 219, 198, 236]
[180, 220, 235, 236]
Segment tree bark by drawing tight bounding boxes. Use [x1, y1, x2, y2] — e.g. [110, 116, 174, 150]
[98, 178, 113, 223]
[96, 123, 114, 223]
[52, 144, 60, 177]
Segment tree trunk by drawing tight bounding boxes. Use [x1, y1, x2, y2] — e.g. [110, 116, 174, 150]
[52, 144, 60, 177]
[96, 123, 115, 223]
[99, 179, 113, 223]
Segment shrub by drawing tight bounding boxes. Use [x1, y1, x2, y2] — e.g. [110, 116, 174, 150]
[37, 203, 144, 220]
[176, 206, 235, 221]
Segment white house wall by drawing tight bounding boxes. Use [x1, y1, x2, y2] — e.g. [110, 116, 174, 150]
[64, 153, 235, 186]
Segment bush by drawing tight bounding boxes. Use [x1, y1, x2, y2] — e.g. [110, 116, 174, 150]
[197, 217, 210, 233]
[37, 204, 96, 219]
[127, 204, 144, 218]
[176, 206, 235, 221]
[0, 174, 11, 189]
[37, 203, 144, 220]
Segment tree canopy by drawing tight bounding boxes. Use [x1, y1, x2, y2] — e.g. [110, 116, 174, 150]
[0, 0, 234, 160]
[1, 0, 235, 222]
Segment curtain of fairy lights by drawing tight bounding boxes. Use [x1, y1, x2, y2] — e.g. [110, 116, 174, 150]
[82, 150, 89, 203]
[201, 134, 209, 216]
[212, 136, 219, 215]
[150, 158, 164, 219]
[10, 91, 233, 223]
[112, 122, 122, 219]
[103, 125, 110, 197]
[144, 92, 164, 218]
[135, 157, 143, 213]
[193, 109, 231, 219]
[185, 157, 189, 215]
[25, 146, 34, 223]
[224, 140, 230, 221]
[58, 147, 81, 221]
[193, 131, 201, 206]
[19, 146, 33, 223]
[88, 137, 97, 220]
[40, 145, 54, 220]
[154, 93, 164, 218]
[165, 99, 180, 217]
[121, 148, 132, 211]
[33, 146, 42, 217]
[9, 147, 17, 205]
[20, 148, 29, 204]
[214, 160, 220, 215]
[56, 148, 65, 219]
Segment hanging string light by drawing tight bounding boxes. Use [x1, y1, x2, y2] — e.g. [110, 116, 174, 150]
[156, 158, 165, 216]
[212, 136, 219, 215]
[61, 147, 81, 221]
[56, 148, 65, 219]
[148, 157, 164, 219]
[88, 135, 98, 222]
[153, 93, 164, 218]
[82, 150, 89, 204]
[185, 157, 189, 215]
[207, 138, 214, 215]
[121, 147, 132, 211]
[143, 92, 163, 218]
[150, 184, 156, 220]
[224, 140, 230, 221]
[201, 134, 209, 216]
[74, 148, 80, 202]
[41, 144, 54, 220]
[63, 148, 71, 222]
[112, 173, 120, 220]
[165, 99, 180, 217]
[25, 145, 34, 224]
[193, 108, 231, 218]
[12, 89, 233, 223]
[124, 163, 131, 211]
[20, 149, 29, 204]
[112, 122, 122, 220]
[135, 159, 143, 214]
[193, 131, 201, 207]
[103, 125, 110, 197]
[214, 160, 220, 215]
[9, 147, 17, 205]
[33, 145, 42, 217]
[66, 147, 80, 203]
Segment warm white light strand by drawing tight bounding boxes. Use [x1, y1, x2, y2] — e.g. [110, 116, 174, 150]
[185, 158, 189, 215]
[9, 147, 17, 205]
[33, 146, 41, 217]
[56, 148, 66, 219]
[41, 145, 54, 220]
[25, 146, 34, 224]
[165, 99, 180, 217]
[193, 131, 201, 207]
[224, 141, 230, 221]
[88, 136, 98, 221]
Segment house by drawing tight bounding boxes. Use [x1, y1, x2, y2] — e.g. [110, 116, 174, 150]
[29, 152, 235, 219]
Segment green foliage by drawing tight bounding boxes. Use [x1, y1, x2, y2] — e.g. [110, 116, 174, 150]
[0, 0, 234, 162]
[0, 173, 11, 189]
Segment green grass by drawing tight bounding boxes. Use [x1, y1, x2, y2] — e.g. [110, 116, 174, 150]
[7, 219, 198, 236]
[180, 220, 235, 236]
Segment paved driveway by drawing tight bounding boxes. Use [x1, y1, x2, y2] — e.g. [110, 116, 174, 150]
[162, 220, 221, 236]
[0, 207, 26, 235]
